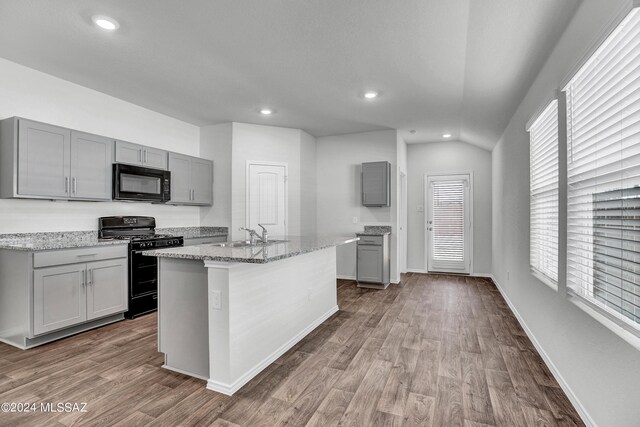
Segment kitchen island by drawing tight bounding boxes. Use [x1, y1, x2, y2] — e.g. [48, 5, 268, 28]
[143, 235, 358, 395]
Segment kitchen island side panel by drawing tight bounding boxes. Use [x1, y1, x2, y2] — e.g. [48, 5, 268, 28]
[206, 246, 338, 394]
[157, 257, 210, 379]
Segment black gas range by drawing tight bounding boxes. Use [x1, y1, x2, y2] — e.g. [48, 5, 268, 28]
[99, 216, 183, 318]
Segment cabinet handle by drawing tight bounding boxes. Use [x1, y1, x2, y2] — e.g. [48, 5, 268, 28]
[139, 149, 143, 162]
[88, 269, 93, 285]
[72, 177, 77, 195]
[77, 253, 97, 258]
[65, 177, 69, 194]
[82, 270, 86, 287]
[144, 150, 148, 163]
[191, 189, 195, 201]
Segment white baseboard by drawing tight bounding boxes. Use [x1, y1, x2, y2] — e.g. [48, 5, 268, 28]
[337, 275, 356, 280]
[488, 275, 595, 427]
[472, 273, 493, 278]
[206, 305, 339, 396]
[405, 269, 493, 278]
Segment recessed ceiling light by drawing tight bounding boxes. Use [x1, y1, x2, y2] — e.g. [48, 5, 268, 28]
[92, 15, 119, 31]
[363, 91, 379, 99]
[259, 108, 274, 115]
[409, 130, 416, 134]
[442, 133, 452, 138]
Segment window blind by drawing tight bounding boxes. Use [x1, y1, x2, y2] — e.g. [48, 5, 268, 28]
[565, 8, 640, 330]
[431, 179, 465, 263]
[529, 99, 559, 285]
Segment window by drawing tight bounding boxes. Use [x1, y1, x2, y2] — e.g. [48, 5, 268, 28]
[565, 8, 640, 332]
[529, 100, 559, 287]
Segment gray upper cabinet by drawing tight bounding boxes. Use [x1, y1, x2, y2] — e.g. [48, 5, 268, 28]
[0, 117, 113, 201]
[191, 158, 214, 205]
[168, 152, 213, 206]
[362, 161, 391, 207]
[115, 140, 168, 170]
[70, 131, 112, 200]
[17, 120, 71, 198]
[168, 153, 192, 203]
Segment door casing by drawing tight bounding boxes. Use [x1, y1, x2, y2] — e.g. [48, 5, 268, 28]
[424, 172, 474, 274]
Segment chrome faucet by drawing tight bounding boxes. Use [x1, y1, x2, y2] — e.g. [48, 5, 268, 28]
[239, 225, 268, 244]
[257, 224, 268, 244]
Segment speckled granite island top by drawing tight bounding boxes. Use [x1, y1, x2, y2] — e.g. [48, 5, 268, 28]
[143, 235, 359, 264]
[356, 225, 392, 236]
[0, 231, 128, 251]
[156, 226, 228, 239]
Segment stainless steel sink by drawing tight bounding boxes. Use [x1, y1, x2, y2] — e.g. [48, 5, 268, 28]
[214, 239, 289, 248]
[214, 241, 253, 248]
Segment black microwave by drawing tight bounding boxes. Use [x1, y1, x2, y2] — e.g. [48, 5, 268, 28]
[113, 163, 171, 203]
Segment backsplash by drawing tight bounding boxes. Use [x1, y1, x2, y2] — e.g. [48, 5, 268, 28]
[0, 198, 200, 234]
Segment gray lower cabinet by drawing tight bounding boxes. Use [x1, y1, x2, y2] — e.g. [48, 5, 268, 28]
[0, 244, 128, 349]
[85, 258, 128, 320]
[115, 140, 168, 170]
[33, 263, 86, 335]
[183, 236, 227, 246]
[356, 234, 390, 289]
[168, 152, 213, 206]
[0, 117, 113, 200]
[33, 255, 127, 336]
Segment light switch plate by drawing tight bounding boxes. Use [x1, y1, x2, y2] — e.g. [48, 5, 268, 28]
[352, 217, 358, 224]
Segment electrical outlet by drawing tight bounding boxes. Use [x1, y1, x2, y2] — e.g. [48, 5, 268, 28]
[507, 271, 510, 281]
[352, 217, 358, 224]
[211, 290, 221, 310]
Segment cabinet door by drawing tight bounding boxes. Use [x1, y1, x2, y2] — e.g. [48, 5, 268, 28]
[114, 140, 143, 166]
[143, 147, 168, 170]
[362, 161, 390, 207]
[70, 131, 113, 200]
[33, 264, 86, 335]
[191, 158, 213, 205]
[86, 258, 127, 320]
[17, 119, 71, 198]
[357, 246, 383, 283]
[168, 153, 192, 203]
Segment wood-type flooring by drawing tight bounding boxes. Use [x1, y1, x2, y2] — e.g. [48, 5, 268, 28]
[0, 273, 584, 426]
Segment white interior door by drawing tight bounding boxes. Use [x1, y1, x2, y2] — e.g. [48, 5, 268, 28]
[426, 174, 471, 274]
[247, 163, 287, 238]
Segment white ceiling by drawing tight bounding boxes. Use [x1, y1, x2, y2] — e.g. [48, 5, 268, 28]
[0, 0, 580, 150]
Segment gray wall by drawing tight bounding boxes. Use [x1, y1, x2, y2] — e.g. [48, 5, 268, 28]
[407, 141, 492, 274]
[0, 58, 202, 233]
[492, 0, 640, 425]
[200, 123, 233, 229]
[316, 130, 399, 280]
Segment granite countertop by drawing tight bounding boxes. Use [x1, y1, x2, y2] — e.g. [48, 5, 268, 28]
[143, 235, 359, 264]
[0, 226, 229, 251]
[356, 225, 392, 236]
[0, 231, 128, 251]
[156, 226, 229, 239]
